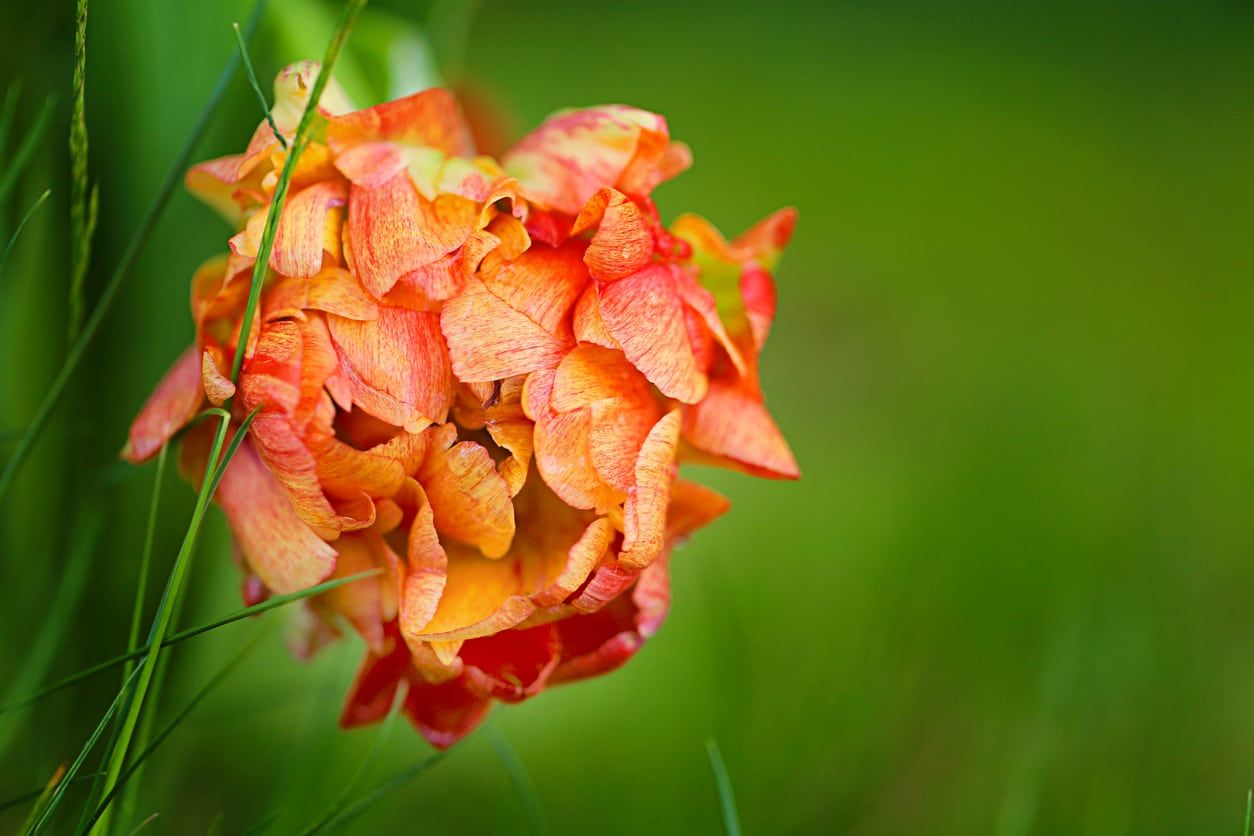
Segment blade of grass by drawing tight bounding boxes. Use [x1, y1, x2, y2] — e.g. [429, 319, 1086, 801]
[232, 22, 286, 149]
[67, 0, 97, 341]
[485, 724, 551, 836]
[0, 188, 51, 277]
[228, 0, 368, 387]
[19, 765, 66, 833]
[0, 773, 104, 815]
[1245, 789, 1251, 836]
[124, 442, 167, 680]
[90, 407, 256, 832]
[25, 667, 142, 835]
[308, 753, 444, 833]
[300, 689, 404, 834]
[705, 738, 742, 836]
[0, 0, 270, 508]
[82, 633, 264, 832]
[0, 93, 54, 209]
[0, 504, 100, 753]
[0, 568, 381, 714]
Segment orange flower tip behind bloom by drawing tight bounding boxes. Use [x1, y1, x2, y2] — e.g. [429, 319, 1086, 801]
[125, 65, 800, 748]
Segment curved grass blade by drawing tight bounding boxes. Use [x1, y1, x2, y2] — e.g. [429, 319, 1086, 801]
[485, 724, 551, 836]
[91, 406, 257, 828]
[25, 666, 142, 835]
[233, 22, 286, 149]
[0, 188, 51, 277]
[124, 443, 168, 678]
[0, 569, 381, 714]
[307, 753, 444, 833]
[300, 689, 404, 834]
[705, 738, 742, 836]
[0, 504, 100, 753]
[82, 633, 264, 832]
[0, 0, 270, 508]
[0, 93, 54, 209]
[229, 0, 369, 385]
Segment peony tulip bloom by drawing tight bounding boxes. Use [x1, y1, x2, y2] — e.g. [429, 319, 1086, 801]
[125, 63, 797, 748]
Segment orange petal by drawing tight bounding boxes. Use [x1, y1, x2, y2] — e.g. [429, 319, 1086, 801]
[682, 379, 799, 479]
[529, 370, 622, 513]
[327, 306, 453, 431]
[396, 480, 449, 640]
[481, 242, 588, 336]
[597, 264, 706, 403]
[574, 188, 653, 282]
[340, 631, 409, 728]
[201, 349, 235, 407]
[666, 480, 731, 539]
[503, 105, 686, 215]
[439, 277, 572, 382]
[215, 437, 337, 594]
[419, 425, 515, 558]
[306, 267, 379, 321]
[230, 181, 347, 279]
[316, 532, 394, 653]
[123, 346, 203, 464]
[619, 411, 680, 570]
[328, 88, 475, 157]
[572, 284, 618, 349]
[346, 174, 477, 298]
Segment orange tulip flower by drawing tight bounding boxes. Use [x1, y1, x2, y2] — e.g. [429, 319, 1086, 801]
[124, 63, 797, 748]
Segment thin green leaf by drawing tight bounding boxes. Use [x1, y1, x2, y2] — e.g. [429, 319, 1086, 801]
[82, 634, 264, 833]
[0, 0, 270, 508]
[0, 93, 54, 209]
[705, 738, 742, 836]
[67, 0, 95, 341]
[233, 22, 287, 149]
[485, 724, 551, 836]
[0, 188, 51, 277]
[25, 666, 142, 835]
[229, 0, 369, 386]
[92, 405, 257, 829]
[125, 443, 168, 677]
[0, 505, 100, 753]
[0, 772, 104, 815]
[1245, 789, 1251, 836]
[301, 689, 404, 834]
[19, 765, 66, 834]
[310, 753, 444, 833]
[0, 569, 381, 714]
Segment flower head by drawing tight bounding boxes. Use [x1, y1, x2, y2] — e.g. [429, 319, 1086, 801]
[125, 63, 797, 748]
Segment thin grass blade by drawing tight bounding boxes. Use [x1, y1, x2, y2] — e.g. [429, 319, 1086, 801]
[228, 0, 369, 386]
[0, 0, 270, 508]
[0, 772, 103, 815]
[233, 22, 286, 148]
[83, 633, 264, 832]
[25, 667, 142, 835]
[0, 568, 381, 714]
[485, 724, 551, 836]
[705, 738, 742, 836]
[0, 188, 51, 277]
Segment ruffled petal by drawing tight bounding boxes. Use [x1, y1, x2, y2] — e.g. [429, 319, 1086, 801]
[440, 277, 572, 382]
[419, 424, 516, 558]
[123, 345, 204, 464]
[682, 380, 799, 479]
[574, 188, 653, 282]
[619, 410, 680, 570]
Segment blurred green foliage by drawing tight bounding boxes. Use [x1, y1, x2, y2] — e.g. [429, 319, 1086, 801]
[2, 1, 1254, 833]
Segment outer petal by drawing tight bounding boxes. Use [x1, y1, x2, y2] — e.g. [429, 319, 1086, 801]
[123, 346, 204, 464]
[503, 105, 688, 215]
[230, 181, 348, 279]
[597, 264, 706, 403]
[682, 380, 799, 479]
[574, 188, 653, 282]
[403, 675, 491, 750]
[327, 87, 476, 157]
[215, 438, 337, 595]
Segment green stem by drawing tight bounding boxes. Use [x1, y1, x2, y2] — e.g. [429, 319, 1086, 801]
[705, 738, 742, 836]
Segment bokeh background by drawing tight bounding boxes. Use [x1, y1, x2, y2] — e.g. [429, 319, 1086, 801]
[3, 1, 1254, 833]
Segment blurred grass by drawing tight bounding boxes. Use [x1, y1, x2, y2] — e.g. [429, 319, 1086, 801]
[1, 0, 1253, 833]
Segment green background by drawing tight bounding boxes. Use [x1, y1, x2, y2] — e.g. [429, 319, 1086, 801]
[3, 1, 1254, 833]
